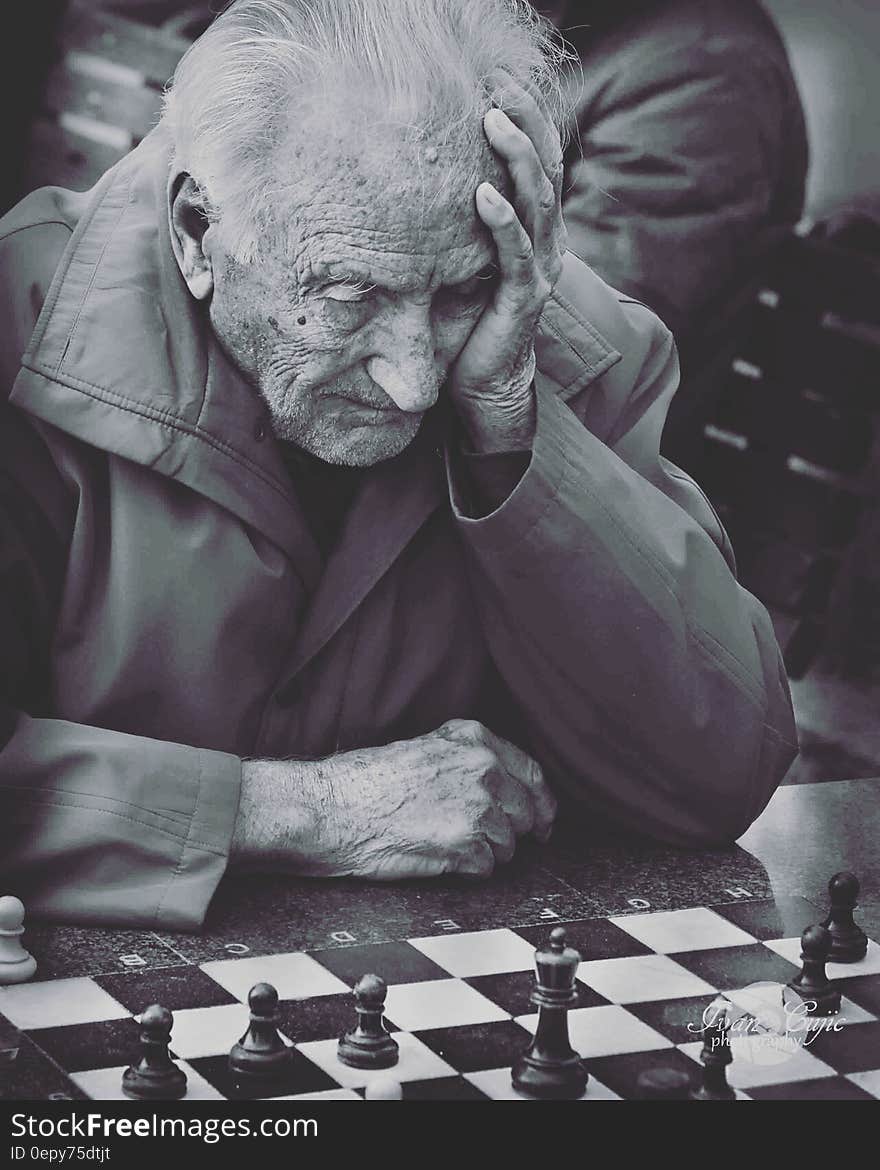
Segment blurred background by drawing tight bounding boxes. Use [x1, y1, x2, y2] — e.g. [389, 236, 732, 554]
[2, 0, 879, 783]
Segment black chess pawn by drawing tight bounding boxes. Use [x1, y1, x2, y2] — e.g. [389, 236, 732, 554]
[337, 974, 399, 1069]
[229, 983, 292, 1084]
[690, 996, 735, 1101]
[822, 872, 868, 963]
[786, 924, 841, 1017]
[0, 1015, 20, 1071]
[122, 1004, 187, 1100]
[512, 926, 588, 1100]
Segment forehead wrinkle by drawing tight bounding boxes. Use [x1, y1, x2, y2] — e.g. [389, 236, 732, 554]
[292, 181, 484, 235]
[285, 201, 482, 259]
[294, 219, 473, 250]
[295, 227, 491, 294]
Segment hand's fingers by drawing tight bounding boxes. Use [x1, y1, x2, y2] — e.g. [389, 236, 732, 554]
[485, 731, 557, 843]
[483, 109, 562, 274]
[475, 183, 540, 312]
[483, 768, 535, 836]
[532, 171, 561, 269]
[483, 107, 549, 244]
[477, 807, 518, 864]
[432, 719, 555, 843]
[455, 836, 496, 877]
[488, 69, 564, 195]
[488, 72, 565, 269]
[435, 718, 485, 743]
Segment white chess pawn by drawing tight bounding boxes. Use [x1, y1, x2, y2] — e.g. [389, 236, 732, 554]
[0, 896, 37, 984]
[364, 1074, 402, 1100]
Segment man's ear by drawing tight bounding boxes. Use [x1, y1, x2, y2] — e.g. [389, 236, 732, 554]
[168, 173, 215, 301]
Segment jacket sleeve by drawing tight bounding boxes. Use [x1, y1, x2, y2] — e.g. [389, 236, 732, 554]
[449, 262, 798, 847]
[0, 465, 241, 930]
[0, 227, 242, 930]
[562, 38, 804, 338]
[0, 447, 242, 929]
[0, 712, 241, 930]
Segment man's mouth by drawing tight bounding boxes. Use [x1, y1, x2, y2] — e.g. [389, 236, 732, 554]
[339, 395, 400, 415]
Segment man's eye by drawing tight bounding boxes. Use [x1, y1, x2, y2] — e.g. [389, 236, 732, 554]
[436, 269, 496, 313]
[322, 282, 377, 303]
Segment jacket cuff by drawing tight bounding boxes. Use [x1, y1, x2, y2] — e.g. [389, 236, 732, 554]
[154, 747, 243, 930]
[448, 383, 578, 549]
[450, 448, 533, 516]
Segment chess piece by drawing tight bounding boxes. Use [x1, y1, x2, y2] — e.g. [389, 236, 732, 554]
[0, 896, 37, 985]
[786, 924, 841, 1017]
[122, 1005, 187, 1100]
[690, 996, 735, 1101]
[364, 1074, 403, 1100]
[511, 927, 588, 1100]
[822, 872, 868, 963]
[229, 983, 292, 1084]
[0, 1015, 21, 1069]
[337, 974, 399, 1069]
[636, 1067, 692, 1100]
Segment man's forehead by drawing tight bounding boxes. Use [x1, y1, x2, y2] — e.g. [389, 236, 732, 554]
[272, 104, 506, 286]
[282, 96, 504, 186]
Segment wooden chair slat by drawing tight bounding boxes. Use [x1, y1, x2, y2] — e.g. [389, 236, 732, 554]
[60, 4, 190, 86]
[44, 59, 165, 141]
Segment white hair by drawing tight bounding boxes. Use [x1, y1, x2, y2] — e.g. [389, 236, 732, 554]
[161, 0, 572, 262]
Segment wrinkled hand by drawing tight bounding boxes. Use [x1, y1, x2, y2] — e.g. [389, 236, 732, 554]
[319, 719, 556, 879]
[234, 719, 557, 880]
[448, 71, 567, 452]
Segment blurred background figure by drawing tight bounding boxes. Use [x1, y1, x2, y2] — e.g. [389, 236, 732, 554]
[536, 0, 808, 363]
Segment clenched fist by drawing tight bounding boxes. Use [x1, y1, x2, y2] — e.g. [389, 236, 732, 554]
[232, 719, 557, 880]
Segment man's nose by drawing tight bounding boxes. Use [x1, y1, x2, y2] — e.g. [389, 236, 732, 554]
[367, 305, 444, 413]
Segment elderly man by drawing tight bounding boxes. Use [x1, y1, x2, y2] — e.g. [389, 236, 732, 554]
[0, 0, 796, 929]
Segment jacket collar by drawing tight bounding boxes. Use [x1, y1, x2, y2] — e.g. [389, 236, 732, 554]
[11, 128, 328, 585]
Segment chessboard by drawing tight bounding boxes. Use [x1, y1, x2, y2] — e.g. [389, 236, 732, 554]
[2, 894, 879, 1101]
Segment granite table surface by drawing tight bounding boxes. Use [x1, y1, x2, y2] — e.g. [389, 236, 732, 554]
[737, 777, 880, 941]
[19, 778, 880, 967]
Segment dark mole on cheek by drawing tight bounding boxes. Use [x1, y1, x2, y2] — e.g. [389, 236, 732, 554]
[297, 314, 307, 325]
[267, 316, 279, 330]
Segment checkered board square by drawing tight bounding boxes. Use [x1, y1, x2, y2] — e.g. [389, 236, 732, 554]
[1, 899, 877, 1101]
